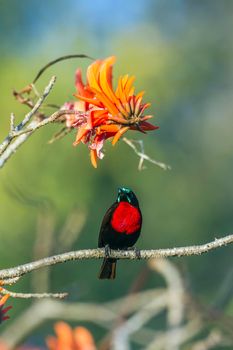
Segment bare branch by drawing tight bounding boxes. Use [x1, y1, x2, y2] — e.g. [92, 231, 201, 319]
[0, 76, 56, 156]
[16, 75, 56, 130]
[0, 75, 83, 169]
[0, 234, 232, 280]
[0, 287, 67, 299]
[0, 109, 77, 168]
[1, 277, 21, 285]
[10, 113, 15, 132]
[32, 54, 93, 83]
[48, 126, 72, 144]
[123, 137, 171, 170]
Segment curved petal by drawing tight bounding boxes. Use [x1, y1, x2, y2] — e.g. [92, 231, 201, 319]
[90, 149, 98, 168]
[87, 60, 102, 92]
[73, 125, 89, 145]
[139, 121, 159, 131]
[99, 57, 119, 106]
[112, 126, 130, 146]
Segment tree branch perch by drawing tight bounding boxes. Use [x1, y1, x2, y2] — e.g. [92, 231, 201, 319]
[0, 234, 232, 280]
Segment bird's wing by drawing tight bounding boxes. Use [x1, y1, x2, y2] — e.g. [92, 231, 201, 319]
[98, 202, 118, 247]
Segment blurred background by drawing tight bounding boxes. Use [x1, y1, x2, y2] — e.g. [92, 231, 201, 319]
[0, 0, 233, 349]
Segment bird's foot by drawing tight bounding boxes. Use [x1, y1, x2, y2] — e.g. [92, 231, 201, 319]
[134, 247, 141, 259]
[127, 247, 141, 259]
[104, 244, 111, 258]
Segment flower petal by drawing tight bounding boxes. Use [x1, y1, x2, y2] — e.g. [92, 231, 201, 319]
[112, 126, 130, 146]
[97, 124, 120, 133]
[73, 125, 89, 145]
[90, 149, 98, 168]
[87, 60, 102, 92]
[139, 121, 159, 131]
[0, 294, 9, 306]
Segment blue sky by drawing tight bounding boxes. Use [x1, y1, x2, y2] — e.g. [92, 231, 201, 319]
[0, 0, 148, 56]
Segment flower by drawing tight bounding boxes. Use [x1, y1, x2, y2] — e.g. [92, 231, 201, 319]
[0, 294, 12, 324]
[64, 56, 159, 168]
[46, 322, 96, 350]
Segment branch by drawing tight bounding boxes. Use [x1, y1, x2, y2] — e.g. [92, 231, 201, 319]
[0, 234, 232, 279]
[0, 75, 82, 169]
[0, 287, 67, 299]
[16, 75, 56, 130]
[0, 109, 77, 169]
[32, 54, 93, 83]
[0, 76, 56, 156]
[123, 137, 171, 170]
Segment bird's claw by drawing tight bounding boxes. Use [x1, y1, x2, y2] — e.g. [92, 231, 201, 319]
[128, 247, 141, 259]
[134, 247, 141, 259]
[104, 245, 111, 258]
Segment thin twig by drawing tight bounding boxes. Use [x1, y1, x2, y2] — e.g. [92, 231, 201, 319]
[123, 137, 171, 170]
[16, 76, 56, 131]
[0, 287, 67, 299]
[1, 277, 21, 285]
[33, 54, 93, 84]
[0, 109, 77, 168]
[11, 109, 75, 137]
[10, 113, 15, 132]
[48, 126, 73, 144]
[0, 234, 232, 279]
[0, 76, 56, 156]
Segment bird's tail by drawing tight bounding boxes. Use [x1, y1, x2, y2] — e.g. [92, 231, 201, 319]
[98, 258, 117, 279]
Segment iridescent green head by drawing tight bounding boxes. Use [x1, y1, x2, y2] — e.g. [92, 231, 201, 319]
[117, 187, 139, 206]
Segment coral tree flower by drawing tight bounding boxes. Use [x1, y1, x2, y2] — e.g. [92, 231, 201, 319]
[46, 322, 96, 350]
[0, 294, 12, 324]
[65, 56, 159, 168]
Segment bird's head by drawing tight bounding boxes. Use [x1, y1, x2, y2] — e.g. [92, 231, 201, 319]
[117, 187, 139, 207]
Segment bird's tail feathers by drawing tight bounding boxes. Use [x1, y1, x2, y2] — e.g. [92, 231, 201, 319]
[98, 258, 117, 279]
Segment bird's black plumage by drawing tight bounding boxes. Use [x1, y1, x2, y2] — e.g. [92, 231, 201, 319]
[98, 187, 142, 279]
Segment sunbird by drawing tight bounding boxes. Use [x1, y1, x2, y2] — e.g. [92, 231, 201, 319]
[98, 187, 142, 279]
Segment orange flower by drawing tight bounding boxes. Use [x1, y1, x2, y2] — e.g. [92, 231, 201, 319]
[46, 322, 96, 350]
[0, 294, 12, 324]
[64, 56, 159, 168]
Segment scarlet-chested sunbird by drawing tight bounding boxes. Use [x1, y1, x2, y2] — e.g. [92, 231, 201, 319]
[98, 187, 142, 279]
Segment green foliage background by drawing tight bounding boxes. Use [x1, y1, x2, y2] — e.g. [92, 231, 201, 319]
[0, 0, 232, 347]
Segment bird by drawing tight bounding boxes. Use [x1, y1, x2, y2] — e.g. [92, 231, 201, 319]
[98, 187, 142, 279]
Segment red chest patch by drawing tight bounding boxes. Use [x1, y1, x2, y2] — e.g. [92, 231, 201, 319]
[111, 202, 141, 235]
